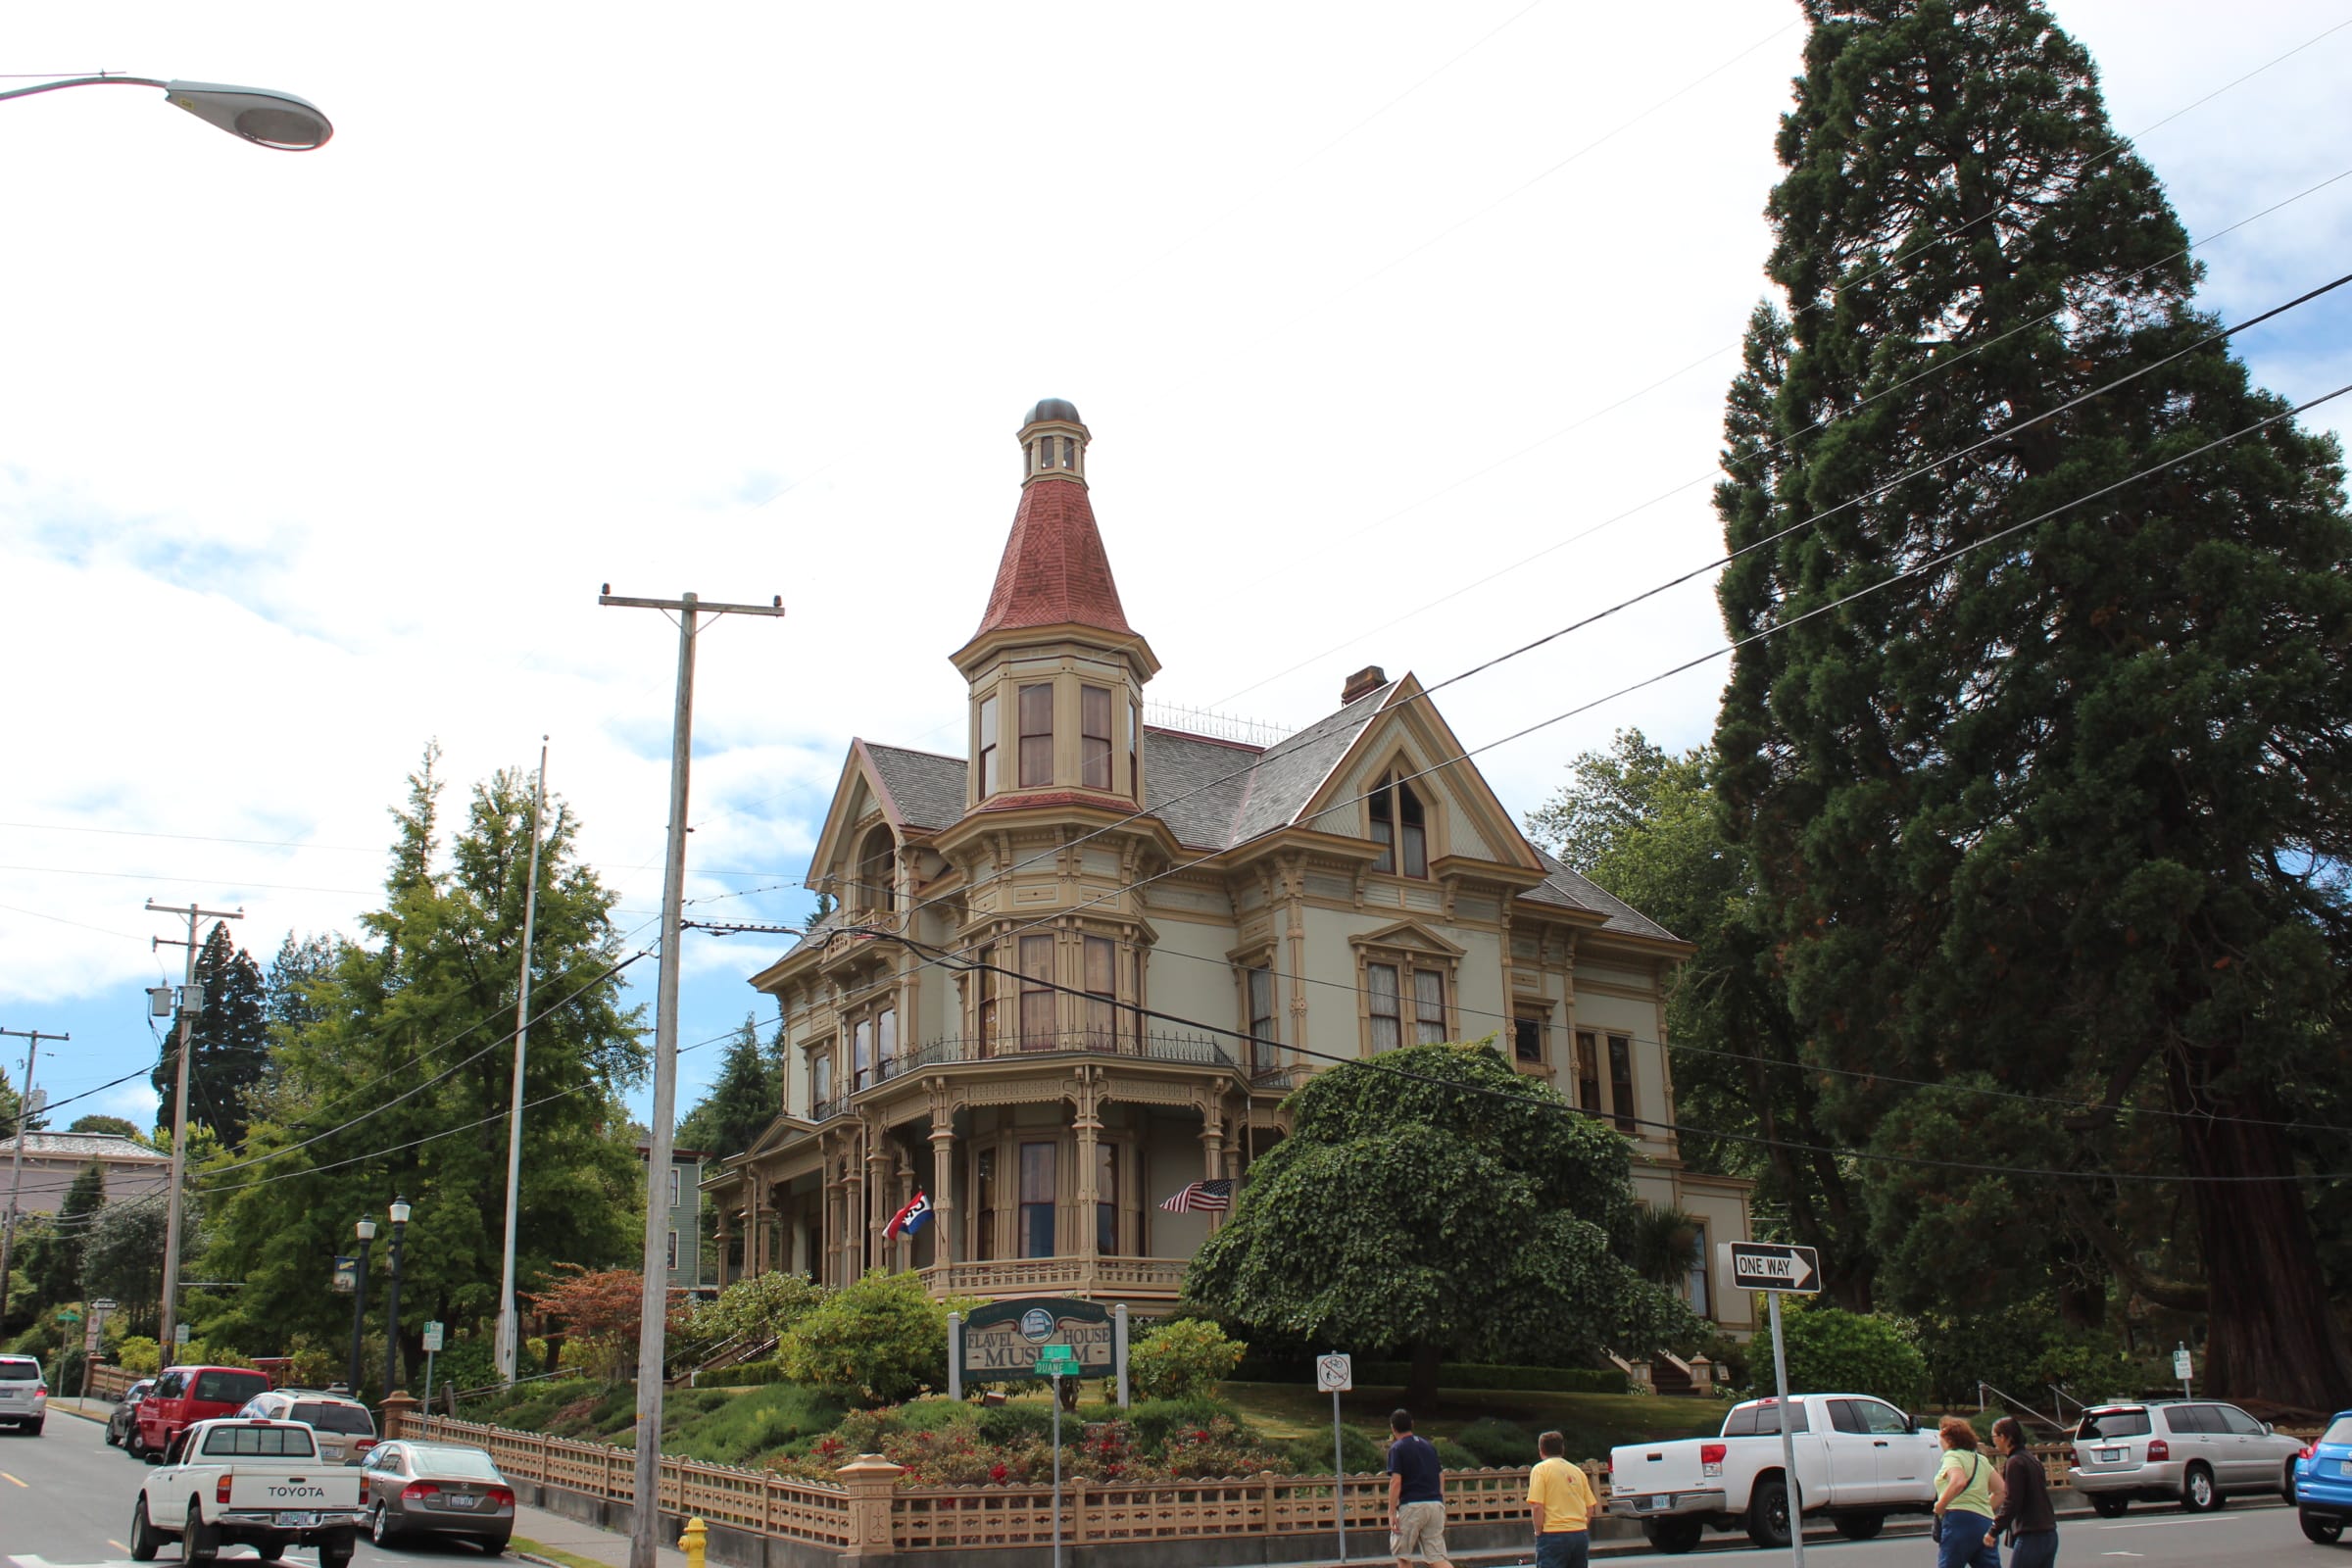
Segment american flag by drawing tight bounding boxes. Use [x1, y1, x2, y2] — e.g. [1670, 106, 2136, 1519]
[1158, 1179, 1234, 1213]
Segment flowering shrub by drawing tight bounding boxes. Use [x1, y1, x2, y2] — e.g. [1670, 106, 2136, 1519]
[765, 1403, 1284, 1486]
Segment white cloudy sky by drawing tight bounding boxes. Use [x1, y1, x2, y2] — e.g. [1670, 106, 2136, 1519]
[5, 1, 2349, 1142]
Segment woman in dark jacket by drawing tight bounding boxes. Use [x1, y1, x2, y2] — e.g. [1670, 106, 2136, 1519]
[1988, 1416, 2059, 1567]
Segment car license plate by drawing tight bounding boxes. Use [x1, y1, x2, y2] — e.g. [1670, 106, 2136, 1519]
[447, 1494, 480, 1509]
[2097, 1447, 2122, 1462]
[277, 1512, 318, 1529]
[2340, 1460, 2352, 1477]
[1639, 1495, 1666, 1511]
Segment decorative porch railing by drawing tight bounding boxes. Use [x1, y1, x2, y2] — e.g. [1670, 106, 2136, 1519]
[917, 1254, 1191, 1299]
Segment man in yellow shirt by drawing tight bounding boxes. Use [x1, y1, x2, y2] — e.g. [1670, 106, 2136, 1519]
[1526, 1430, 1598, 1568]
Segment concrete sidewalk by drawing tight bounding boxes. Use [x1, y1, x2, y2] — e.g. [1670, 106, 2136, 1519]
[511, 1504, 689, 1568]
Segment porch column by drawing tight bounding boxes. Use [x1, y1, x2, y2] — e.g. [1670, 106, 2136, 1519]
[1075, 1073, 1102, 1276]
[843, 1132, 866, 1284]
[865, 1137, 892, 1277]
[746, 1172, 764, 1277]
[713, 1200, 732, 1288]
[1200, 1104, 1226, 1235]
[929, 1122, 956, 1272]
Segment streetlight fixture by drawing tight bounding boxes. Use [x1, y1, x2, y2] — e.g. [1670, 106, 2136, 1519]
[0, 74, 332, 149]
[345, 1216, 377, 1396]
[382, 1198, 411, 1396]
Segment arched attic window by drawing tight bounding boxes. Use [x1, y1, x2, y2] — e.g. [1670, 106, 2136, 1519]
[858, 826, 897, 912]
[1368, 773, 1428, 878]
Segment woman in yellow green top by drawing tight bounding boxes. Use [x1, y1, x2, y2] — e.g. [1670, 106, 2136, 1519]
[1933, 1416, 2006, 1568]
[1525, 1430, 1599, 1568]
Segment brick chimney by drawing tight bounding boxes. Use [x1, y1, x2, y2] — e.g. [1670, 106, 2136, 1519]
[1341, 665, 1388, 705]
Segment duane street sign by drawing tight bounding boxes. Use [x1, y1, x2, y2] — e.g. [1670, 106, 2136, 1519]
[1722, 1241, 1822, 1294]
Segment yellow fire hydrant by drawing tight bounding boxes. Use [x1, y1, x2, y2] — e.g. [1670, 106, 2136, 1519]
[681, 1516, 709, 1568]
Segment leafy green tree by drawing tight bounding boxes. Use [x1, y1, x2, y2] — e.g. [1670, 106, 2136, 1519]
[67, 1115, 138, 1139]
[197, 746, 647, 1385]
[1127, 1318, 1246, 1400]
[152, 922, 270, 1148]
[676, 1015, 781, 1159]
[1187, 1043, 1694, 1407]
[82, 1197, 192, 1337]
[1769, 1300, 1927, 1410]
[778, 1269, 956, 1407]
[36, 1164, 105, 1307]
[1709, 0, 2352, 1402]
[1528, 730, 1874, 1307]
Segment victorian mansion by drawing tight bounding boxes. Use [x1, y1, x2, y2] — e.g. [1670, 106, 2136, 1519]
[701, 399, 1756, 1333]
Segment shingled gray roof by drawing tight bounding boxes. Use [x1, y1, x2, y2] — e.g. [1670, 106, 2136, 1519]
[1520, 847, 1682, 943]
[862, 742, 969, 830]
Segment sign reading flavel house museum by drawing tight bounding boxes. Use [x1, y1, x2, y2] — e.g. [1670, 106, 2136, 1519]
[950, 1298, 1131, 1404]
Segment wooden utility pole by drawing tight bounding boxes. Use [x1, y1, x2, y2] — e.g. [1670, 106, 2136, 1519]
[598, 586, 783, 1568]
[147, 900, 244, 1351]
[0, 1025, 70, 1324]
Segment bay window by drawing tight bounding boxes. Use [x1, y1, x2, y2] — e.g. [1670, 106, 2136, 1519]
[1018, 683, 1054, 788]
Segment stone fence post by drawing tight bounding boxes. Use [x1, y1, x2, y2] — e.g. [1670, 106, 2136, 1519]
[379, 1391, 420, 1441]
[837, 1453, 904, 1558]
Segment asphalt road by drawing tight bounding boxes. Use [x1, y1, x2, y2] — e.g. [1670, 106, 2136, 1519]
[0, 1409, 433, 1568]
[0, 1408, 2321, 1568]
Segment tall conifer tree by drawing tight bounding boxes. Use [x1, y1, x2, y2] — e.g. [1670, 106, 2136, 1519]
[151, 922, 270, 1148]
[1712, 0, 2352, 1401]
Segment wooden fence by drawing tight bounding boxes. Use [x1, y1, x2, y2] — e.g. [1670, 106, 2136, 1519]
[387, 1408, 1566, 1556]
[370, 1407, 2327, 1556]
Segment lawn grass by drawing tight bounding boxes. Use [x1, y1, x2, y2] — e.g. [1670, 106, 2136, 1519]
[1217, 1381, 1723, 1464]
[512, 1536, 612, 1568]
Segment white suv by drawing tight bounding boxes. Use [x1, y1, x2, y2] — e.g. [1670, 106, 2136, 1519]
[0, 1355, 45, 1435]
[235, 1389, 379, 1465]
[2070, 1400, 2305, 1514]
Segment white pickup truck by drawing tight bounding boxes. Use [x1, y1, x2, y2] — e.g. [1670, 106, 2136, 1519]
[1607, 1393, 1942, 1552]
[127, 1416, 365, 1567]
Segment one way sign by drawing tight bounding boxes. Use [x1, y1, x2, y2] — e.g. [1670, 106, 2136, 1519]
[1721, 1241, 1822, 1294]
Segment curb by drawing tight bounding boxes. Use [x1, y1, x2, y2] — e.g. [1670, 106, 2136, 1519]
[48, 1397, 109, 1426]
[511, 1552, 572, 1568]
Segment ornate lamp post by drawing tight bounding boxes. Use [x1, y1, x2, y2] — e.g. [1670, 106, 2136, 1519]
[381, 1197, 412, 1396]
[344, 1216, 376, 1395]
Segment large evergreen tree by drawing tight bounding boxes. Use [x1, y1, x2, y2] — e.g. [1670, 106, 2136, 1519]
[152, 922, 270, 1148]
[1712, 0, 2352, 1401]
[676, 1014, 782, 1159]
[197, 747, 647, 1386]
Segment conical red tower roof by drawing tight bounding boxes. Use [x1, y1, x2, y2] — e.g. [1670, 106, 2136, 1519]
[971, 475, 1136, 640]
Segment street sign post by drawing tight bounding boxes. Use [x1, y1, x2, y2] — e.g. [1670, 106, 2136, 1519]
[422, 1321, 445, 1409]
[1720, 1243, 1823, 1568]
[174, 1322, 191, 1347]
[1037, 1343, 1081, 1568]
[1319, 1354, 1353, 1561]
[2175, 1343, 2193, 1399]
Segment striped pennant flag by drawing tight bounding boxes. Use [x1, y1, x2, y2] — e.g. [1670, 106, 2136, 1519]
[1158, 1178, 1234, 1213]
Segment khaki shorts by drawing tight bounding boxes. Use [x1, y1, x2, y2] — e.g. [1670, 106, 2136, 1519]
[1392, 1500, 1448, 1562]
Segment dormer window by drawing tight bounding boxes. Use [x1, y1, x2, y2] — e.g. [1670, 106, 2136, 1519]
[858, 826, 896, 911]
[1368, 773, 1428, 876]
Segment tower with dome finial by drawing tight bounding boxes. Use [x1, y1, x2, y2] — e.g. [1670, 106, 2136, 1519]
[953, 399, 1158, 811]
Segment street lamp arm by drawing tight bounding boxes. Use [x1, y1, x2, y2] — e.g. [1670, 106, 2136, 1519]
[0, 75, 169, 103]
[0, 74, 331, 149]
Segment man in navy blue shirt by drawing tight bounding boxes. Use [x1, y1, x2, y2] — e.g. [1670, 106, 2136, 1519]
[1386, 1408, 1451, 1568]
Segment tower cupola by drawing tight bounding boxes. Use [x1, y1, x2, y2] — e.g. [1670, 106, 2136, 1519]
[955, 399, 1157, 810]
[1021, 397, 1090, 486]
